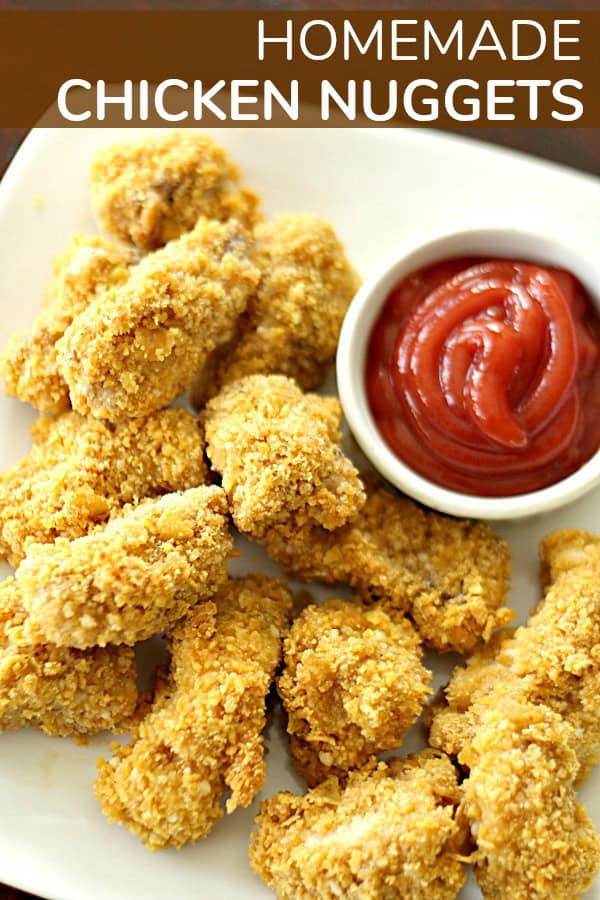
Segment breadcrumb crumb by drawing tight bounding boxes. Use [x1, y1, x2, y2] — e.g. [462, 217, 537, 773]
[16, 486, 232, 648]
[95, 575, 292, 849]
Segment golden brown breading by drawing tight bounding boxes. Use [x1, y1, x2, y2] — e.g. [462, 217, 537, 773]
[95, 575, 292, 850]
[429, 562, 600, 777]
[17, 486, 232, 648]
[540, 528, 600, 587]
[462, 695, 600, 900]
[0, 577, 137, 737]
[250, 750, 467, 900]
[203, 374, 365, 539]
[265, 474, 511, 655]
[278, 599, 431, 786]
[58, 218, 260, 421]
[1, 235, 134, 414]
[90, 131, 260, 250]
[191, 213, 360, 406]
[0, 408, 207, 566]
[427, 632, 513, 765]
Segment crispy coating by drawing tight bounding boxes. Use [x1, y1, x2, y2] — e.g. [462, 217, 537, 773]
[429, 559, 600, 777]
[0, 578, 137, 737]
[250, 751, 467, 900]
[1, 235, 134, 414]
[428, 632, 514, 766]
[203, 375, 365, 539]
[540, 528, 600, 587]
[17, 486, 232, 648]
[0, 408, 207, 566]
[58, 218, 260, 421]
[462, 696, 600, 900]
[192, 213, 360, 405]
[95, 575, 292, 850]
[265, 474, 512, 655]
[278, 600, 431, 785]
[90, 131, 260, 250]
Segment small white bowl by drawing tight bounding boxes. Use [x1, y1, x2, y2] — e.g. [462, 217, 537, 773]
[337, 227, 600, 520]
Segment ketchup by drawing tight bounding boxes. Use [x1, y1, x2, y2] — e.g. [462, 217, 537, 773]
[366, 258, 600, 497]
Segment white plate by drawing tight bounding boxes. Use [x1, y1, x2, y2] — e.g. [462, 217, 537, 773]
[0, 127, 598, 900]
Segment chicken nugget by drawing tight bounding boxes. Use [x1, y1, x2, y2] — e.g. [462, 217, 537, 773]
[203, 374, 365, 539]
[1, 235, 134, 414]
[58, 217, 260, 421]
[250, 750, 467, 900]
[429, 559, 600, 777]
[191, 213, 360, 406]
[0, 577, 137, 737]
[0, 408, 207, 566]
[90, 131, 260, 250]
[278, 599, 431, 785]
[540, 527, 600, 586]
[427, 632, 514, 765]
[95, 575, 292, 850]
[463, 695, 600, 900]
[16, 486, 232, 648]
[265, 474, 511, 655]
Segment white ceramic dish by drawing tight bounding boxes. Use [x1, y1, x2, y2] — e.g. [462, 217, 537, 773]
[0, 128, 598, 900]
[337, 227, 600, 520]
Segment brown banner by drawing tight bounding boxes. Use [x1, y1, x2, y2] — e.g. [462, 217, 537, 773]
[0, 10, 597, 126]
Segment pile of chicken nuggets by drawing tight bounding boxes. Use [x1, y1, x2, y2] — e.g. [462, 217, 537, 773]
[0, 131, 598, 899]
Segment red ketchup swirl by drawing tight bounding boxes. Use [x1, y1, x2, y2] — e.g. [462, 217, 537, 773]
[366, 258, 600, 496]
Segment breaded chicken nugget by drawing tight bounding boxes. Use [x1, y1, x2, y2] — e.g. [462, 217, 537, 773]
[58, 218, 260, 421]
[0, 408, 207, 566]
[203, 375, 365, 539]
[265, 474, 511, 655]
[463, 696, 600, 900]
[427, 632, 513, 765]
[95, 575, 292, 850]
[1, 235, 134, 414]
[278, 599, 431, 786]
[540, 528, 600, 586]
[191, 213, 360, 406]
[250, 750, 467, 900]
[0, 578, 137, 737]
[429, 561, 600, 777]
[90, 131, 260, 250]
[17, 486, 232, 648]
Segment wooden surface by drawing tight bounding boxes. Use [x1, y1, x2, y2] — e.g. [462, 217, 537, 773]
[0, 8, 598, 899]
